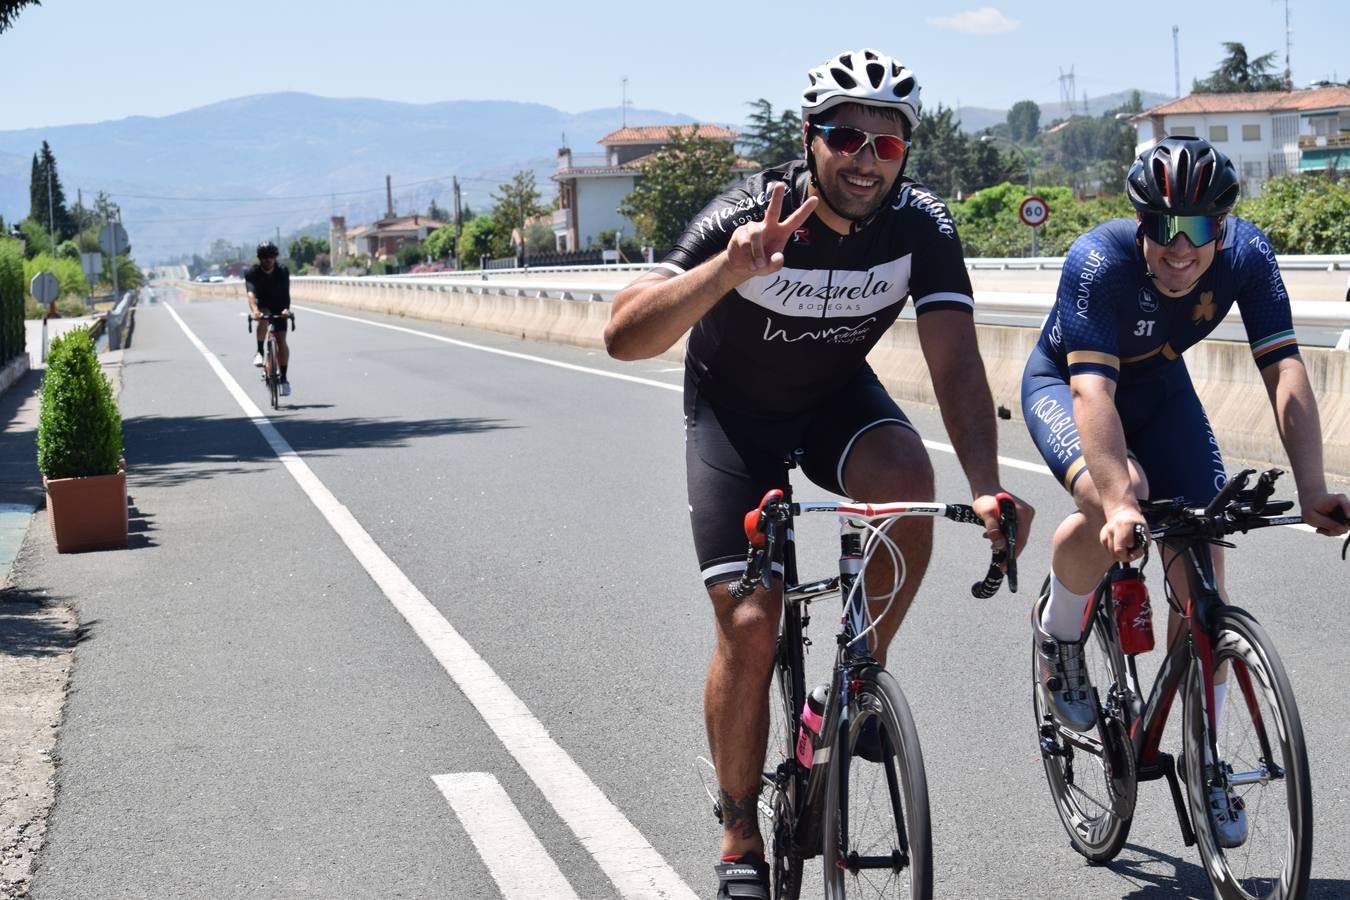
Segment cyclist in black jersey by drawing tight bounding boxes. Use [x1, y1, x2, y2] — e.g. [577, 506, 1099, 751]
[1023, 137, 1348, 847]
[605, 48, 1034, 897]
[245, 240, 293, 396]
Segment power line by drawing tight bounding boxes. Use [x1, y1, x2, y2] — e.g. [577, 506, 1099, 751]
[109, 174, 456, 203]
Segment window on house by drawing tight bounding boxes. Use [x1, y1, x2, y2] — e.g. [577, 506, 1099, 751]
[1242, 124, 1262, 141]
[1209, 125, 1229, 142]
[1169, 125, 1197, 137]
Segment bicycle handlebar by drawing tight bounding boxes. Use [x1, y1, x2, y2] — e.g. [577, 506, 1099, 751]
[1143, 468, 1349, 563]
[730, 490, 1018, 601]
[247, 311, 296, 331]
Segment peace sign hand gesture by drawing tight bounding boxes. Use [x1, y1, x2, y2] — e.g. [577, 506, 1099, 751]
[723, 182, 818, 281]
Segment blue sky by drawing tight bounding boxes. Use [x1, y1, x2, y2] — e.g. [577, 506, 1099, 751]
[1, 0, 1345, 131]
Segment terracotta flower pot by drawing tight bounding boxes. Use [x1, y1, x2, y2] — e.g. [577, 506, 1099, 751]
[44, 469, 128, 553]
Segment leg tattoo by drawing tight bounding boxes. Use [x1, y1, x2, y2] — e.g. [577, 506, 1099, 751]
[719, 787, 762, 842]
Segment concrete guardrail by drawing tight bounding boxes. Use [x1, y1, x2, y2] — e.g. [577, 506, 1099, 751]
[174, 277, 1350, 480]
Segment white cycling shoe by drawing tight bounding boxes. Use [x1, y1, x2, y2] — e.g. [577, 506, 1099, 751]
[252, 352, 264, 367]
[280, 381, 292, 397]
[1207, 772, 1248, 848]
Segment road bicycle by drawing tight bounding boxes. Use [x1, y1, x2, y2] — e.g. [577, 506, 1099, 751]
[726, 468, 1018, 900]
[247, 311, 294, 410]
[1032, 467, 1349, 900]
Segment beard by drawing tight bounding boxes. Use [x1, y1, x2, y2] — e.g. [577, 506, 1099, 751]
[816, 169, 891, 221]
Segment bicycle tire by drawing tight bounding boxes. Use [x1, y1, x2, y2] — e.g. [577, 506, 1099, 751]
[821, 667, 932, 900]
[1180, 606, 1311, 900]
[266, 339, 279, 410]
[1032, 580, 1135, 863]
[761, 626, 805, 899]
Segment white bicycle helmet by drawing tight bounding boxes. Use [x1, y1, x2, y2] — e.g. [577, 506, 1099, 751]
[801, 48, 922, 132]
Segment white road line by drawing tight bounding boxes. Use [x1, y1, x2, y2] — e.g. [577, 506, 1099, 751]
[294, 305, 680, 392]
[294, 305, 1052, 476]
[434, 773, 580, 900]
[164, 303, 696, 900]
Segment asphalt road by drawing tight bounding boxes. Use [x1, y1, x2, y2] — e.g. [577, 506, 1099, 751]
[19, 287, 1350, 898]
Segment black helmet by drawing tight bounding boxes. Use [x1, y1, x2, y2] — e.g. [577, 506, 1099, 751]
[1126, 137, 1239, 217]
[256, 240, 279, 259]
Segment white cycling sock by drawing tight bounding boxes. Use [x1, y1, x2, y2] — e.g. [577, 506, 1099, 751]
[1041, 571, 1093, 641]
[1203, 681, 1229, 766]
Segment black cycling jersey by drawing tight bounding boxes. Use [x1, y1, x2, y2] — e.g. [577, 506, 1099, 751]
[244, 263, 291, 312]
[659, 161, 974, 416]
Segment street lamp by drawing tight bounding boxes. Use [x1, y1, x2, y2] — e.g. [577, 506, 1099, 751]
[980, 134, 1037, 257]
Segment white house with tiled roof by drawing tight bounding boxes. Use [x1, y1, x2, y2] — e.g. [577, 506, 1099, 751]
[1128, 85, 1350, 198]
[550, 124, 757, 252]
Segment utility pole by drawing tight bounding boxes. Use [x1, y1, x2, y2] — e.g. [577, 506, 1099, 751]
[1173, 26, 1182, 98]
[621, 77, 629, 127]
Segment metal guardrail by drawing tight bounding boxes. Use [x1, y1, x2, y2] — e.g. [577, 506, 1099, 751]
[106, 291, 136, 351]
[377, 255, 1350, 277]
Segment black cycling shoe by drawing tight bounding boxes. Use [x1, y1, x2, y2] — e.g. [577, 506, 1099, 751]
[715, 853, 769, 899]
[854, 718, 886, 763]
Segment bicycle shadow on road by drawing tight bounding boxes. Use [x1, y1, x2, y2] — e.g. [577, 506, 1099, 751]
[1106, 843, 1349, 899]
[122, 412, 515, 488]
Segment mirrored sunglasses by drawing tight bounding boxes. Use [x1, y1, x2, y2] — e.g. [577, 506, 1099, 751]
[811, 124, 910, 162]
[1140, 214, 1221, 248]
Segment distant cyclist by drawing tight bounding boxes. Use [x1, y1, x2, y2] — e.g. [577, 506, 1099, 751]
[245, 240, 293, 396]
[606, 48, 1032, 899]
[1022, 136, 1349, 846]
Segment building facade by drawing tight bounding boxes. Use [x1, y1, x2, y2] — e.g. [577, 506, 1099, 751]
[550, 124, 755, 252]
[1129, 85, 1350, 198]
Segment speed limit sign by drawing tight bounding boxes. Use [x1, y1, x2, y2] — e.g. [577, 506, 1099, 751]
[1019, 196, 1049, 227]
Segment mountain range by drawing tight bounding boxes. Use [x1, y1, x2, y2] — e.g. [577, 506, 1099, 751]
[0, 89, 1170, 263]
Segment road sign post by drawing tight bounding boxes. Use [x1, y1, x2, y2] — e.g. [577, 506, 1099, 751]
[1018, 195, 1049, 257]
[99, 221, 129, 301]
[31, 272, 60, 363]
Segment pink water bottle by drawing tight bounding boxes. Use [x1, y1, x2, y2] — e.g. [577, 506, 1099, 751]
[795, 684, 829, 767]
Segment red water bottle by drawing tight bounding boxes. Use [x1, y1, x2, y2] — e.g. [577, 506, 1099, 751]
[1110, 566, 1154, 655]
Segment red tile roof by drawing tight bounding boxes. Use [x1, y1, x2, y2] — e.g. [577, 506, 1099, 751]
[599, 124, 738, 145]
[1140, 85, 1350, 116]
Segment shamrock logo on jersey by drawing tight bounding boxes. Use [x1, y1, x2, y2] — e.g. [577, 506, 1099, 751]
[1192, 291, 1217, 323]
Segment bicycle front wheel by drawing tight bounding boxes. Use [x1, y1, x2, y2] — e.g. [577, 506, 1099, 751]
[266, 340, 279, 410]
[1181, 606, 1311, 900]
[821, 668, 931, 900]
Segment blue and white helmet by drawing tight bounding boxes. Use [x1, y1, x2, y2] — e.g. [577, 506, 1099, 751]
[801, 49, 922, 132]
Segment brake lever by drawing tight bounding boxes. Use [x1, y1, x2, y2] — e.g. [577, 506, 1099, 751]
[998, 494, 1018, 594]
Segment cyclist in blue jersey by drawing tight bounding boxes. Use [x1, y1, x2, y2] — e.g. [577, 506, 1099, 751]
[606, 48, 1033, 898]
[1022, 136, 1349, 847]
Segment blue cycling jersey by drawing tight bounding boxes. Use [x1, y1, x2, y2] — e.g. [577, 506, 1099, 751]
[1034, 217, 1299, 382]
[1022, 216, 1299, 503]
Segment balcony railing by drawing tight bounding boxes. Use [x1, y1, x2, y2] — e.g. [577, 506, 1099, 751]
[1298, 133, 1350, 150]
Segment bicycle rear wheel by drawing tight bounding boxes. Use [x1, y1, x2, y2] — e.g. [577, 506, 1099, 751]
[1031, 584, 1135, 863]
[760, 621, 805, 899]
[821, 667, 931, 900]
[1181, 606, 1311, 900]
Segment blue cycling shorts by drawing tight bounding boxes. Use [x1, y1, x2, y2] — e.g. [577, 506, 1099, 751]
[1021, 346, 1226, 506]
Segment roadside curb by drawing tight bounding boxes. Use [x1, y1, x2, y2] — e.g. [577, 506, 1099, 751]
[0, 356, 29, 400]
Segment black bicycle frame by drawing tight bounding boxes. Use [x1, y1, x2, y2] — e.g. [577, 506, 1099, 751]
[772, 499, 908, 867]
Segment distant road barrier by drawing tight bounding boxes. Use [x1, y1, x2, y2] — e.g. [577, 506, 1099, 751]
[174, 277, 1350, 479]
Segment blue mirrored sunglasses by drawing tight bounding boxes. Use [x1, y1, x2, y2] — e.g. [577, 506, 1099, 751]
[1140, 214, 1222, 248]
